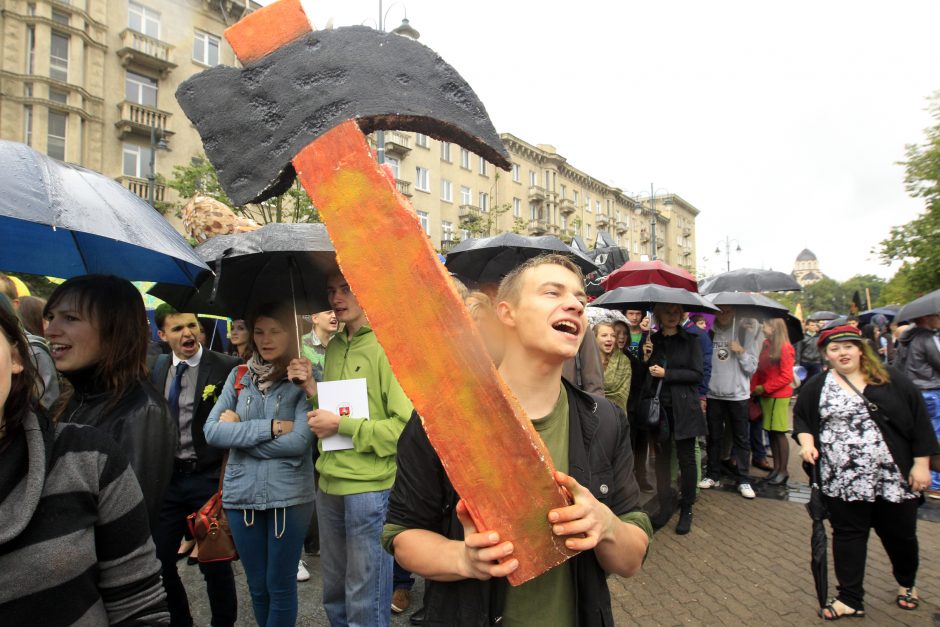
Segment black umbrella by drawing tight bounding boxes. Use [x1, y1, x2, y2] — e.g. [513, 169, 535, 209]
[592, 284, 719, 312]
[784, 313, 805, 344]
[705, 292, 790, 320]
[807, 310, 840, 322]
[806, 462, 829, 609]
[0, 140, 208, 285]
[699, 268, 802, 295]
[858, 306, 899, 325]
[445, 233, 598, 284]
[895, 288, 940, 323]
[149, 223, 338, 319]
[821, 316, 849, 330]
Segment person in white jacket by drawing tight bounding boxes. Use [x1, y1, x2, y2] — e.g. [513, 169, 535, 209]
[698, 307, 762, 499]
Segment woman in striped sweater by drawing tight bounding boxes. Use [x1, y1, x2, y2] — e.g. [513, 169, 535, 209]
[0, 305, 170, 625]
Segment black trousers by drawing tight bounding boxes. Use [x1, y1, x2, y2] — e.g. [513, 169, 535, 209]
[705, 399, 750, 484]
[653, 408, 697, 509]
[825, 496, 920, 611]
[154, 469, 238, 627]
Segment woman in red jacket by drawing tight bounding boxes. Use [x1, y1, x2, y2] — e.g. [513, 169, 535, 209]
[752, 318, 795, 485]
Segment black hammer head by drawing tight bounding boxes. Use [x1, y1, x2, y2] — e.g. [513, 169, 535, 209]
[176, 26, 511, 206]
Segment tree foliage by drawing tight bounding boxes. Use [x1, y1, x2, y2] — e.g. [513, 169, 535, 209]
[878, 91, 940, 299]
[775, 274, 889, 315]
[165, 156, 319, 224]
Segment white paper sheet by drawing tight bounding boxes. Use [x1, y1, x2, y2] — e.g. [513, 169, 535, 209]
[318, 378, 369, 451]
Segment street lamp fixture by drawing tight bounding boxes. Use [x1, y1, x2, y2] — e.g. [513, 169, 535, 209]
[715, 235, 742, 272]
[148, 125, 169, 208]
[632, 183, 672, 261]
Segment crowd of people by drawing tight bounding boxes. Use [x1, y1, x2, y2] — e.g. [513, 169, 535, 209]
[0, 261, 937, 626]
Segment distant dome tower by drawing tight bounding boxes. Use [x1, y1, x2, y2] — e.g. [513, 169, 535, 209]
[792, 249, 824, 286]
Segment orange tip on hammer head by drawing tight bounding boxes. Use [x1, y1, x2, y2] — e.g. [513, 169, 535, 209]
[225, 0, 312, 65]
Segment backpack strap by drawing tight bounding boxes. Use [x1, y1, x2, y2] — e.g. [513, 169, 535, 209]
[233, 364, 249, 397]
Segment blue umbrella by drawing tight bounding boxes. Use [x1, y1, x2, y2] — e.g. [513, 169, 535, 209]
[0, 140, 208, 285]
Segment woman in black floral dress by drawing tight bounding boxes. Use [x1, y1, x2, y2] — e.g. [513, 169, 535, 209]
[793, 325, 938, 620]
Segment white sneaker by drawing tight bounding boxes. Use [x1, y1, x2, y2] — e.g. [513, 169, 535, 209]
[738, 483, 756, 499]
[297, 560, 310, 582]
[697, 477, 719, 489]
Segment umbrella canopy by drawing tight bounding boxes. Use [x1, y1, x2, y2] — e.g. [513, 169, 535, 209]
[705, 292, 790, 320]
[0, 140, 208, 285]
[698, 268, 802, 295]
[784, 313, 805, 344]
[806, 463, 829, 609]
[586, 306, 628, 328]
[858, 306, 899, 325]
[807, 310, 840, 322]
[602, 260, 698, 293]
[895, 288, 940, 323]
[592, 284, 719, 312]
[149, 223, 338, 319]
[444, 233, 598, 284]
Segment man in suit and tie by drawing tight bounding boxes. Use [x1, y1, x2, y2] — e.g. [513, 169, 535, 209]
[151, 304, 241, 627]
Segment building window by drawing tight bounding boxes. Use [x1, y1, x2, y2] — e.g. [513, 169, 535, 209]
[193, 30, 220, 66]
[440, 178, 453, 202]
[460, 228, 470, 240]
[415, 133, 428, 148]
[125, 70, 157, 107]
[123, 143, 153, 178]
[49, 32, 69, 82]
[26, 3, 36, 16]
[478, 192, 489, 211]
[415, 166, 429, 192]
[47, 111, 67, 161]
[442, 220, 454, 242]
[440, 141, 451, 162]
[460, 185, 471, 205]
[595, 200, 602, 213]
[512, 197, 521, 217]
[585, 194, 592, 212]
[529, 170, 537, 186]
[573, 190, 579, 205]
[417, 210, 429, 235]
[384, 156, 400, 180]
[128, 2, 160, 38]
[49, 88, 69, 104]
[26, 26, 35, 74]
[585, 223, 592, 238]
[559, 184, 566, 199]
[52, 10, 70, 25]
[478, 158, 487, 176]
[24, 106, 33, 146]
[460, 148, 470, 169]
[561, 215, 568, 229]
[512, 163, 520, 182]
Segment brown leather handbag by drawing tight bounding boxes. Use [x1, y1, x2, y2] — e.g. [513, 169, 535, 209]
[187, 452, 237, 563]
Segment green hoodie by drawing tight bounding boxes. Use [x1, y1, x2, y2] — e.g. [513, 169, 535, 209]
[316, 325, 414, 495]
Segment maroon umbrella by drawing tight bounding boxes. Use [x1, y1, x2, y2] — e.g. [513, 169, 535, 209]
[602, 260, 698, 292]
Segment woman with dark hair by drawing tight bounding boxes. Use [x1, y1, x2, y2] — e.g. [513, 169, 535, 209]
[228, 318, 252, 361]
[43, 274, 175, 524]
[0, 302, 170, 625]
[17, 295, 47, 337]
[204, 302, 315, 627]
[641, 303, 705, 534]
[751, 317, 795, 485]
[794, 326, 938, 619]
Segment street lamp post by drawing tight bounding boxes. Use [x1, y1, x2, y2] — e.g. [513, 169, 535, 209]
[633, 183, 671, 261]
[148, 124, 169, 208]
[375, 2, 419, 165]
[714, 235, 742, 272]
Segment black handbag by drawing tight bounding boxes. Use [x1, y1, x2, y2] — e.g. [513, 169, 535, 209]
[639, 379, 665, 431]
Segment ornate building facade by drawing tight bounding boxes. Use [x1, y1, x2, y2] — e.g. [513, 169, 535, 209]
[792, 248, 825, 285]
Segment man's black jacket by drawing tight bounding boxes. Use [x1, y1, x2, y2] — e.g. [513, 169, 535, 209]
[151, 349, 241, 473]
[386, 380, 643, 626]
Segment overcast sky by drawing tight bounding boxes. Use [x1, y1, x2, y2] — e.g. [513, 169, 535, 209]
[278, 0, 940, 281]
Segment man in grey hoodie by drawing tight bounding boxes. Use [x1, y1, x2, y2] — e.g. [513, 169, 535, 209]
[699, 306, 762, 499]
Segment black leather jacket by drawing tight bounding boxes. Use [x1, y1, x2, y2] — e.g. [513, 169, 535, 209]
[897, 326, 940, 390]
[62, 370, 175, 528]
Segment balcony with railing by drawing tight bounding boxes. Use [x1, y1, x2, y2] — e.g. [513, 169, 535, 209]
[528, 185, 546, 202]
[526, 219, 548, 235]
[640, 228, 649, 243]
[595, 213, 610, 227]
[115, 101, 173, 139]
[615, 220, 628, 234]
[383, 131, 412, 156]
[117, 29, 176, 75]
[395, 179, 412, 197]
[557, 197, 574, 215]
[458, 204, 482, 222]
[118, 176, 165, 203]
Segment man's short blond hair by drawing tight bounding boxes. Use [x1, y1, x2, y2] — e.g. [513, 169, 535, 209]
[496, 254, 585, 305]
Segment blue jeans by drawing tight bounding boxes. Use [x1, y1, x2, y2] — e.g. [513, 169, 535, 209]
[318, 489, 392, 627]
[923, 390, 940, 490]
[227, 502, 315, 627]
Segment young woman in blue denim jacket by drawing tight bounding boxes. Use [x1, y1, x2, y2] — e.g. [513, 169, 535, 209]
[205, 302, 316, 627]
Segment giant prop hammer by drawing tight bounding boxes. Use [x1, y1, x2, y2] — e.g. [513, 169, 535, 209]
[177, 0, 576, 584]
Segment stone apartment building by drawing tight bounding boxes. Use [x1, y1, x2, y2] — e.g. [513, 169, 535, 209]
[0, 0, 254, 204]
[376, 130, 699, 273]
[0, 0, 698, 273]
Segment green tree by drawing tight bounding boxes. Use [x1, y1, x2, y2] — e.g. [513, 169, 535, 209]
[165, 156, 319, 224]
[878, 91, 940, 299]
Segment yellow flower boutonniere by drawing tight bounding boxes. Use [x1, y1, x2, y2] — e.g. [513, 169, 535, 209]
[202, 384, 218, 403]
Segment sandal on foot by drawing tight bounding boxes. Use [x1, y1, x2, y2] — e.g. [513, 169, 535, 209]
[820, 599, 864, 620]
[896, 587, 919, 610]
